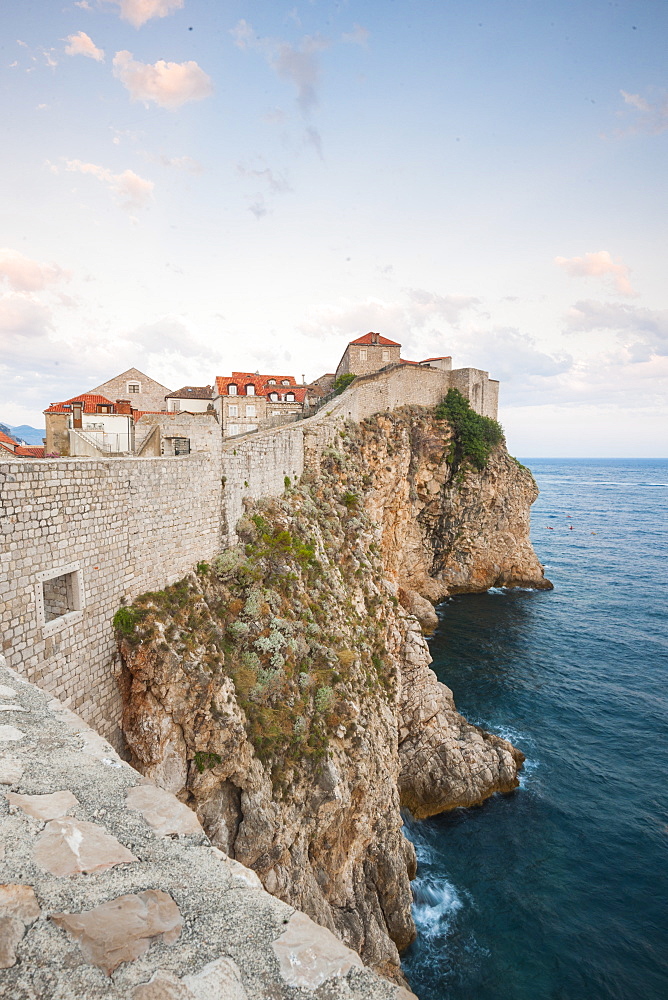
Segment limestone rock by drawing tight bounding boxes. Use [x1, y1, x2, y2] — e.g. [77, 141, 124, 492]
[126, 782, 204, 837]
[0, 884, 41, 968]
[6, 789, 78, 820]
[0, 756, 24, 784]
[398, 588, 439, 634]
[33, 817, 137, 875]
[51, 889, 182, 975]
[117, 408, 547, 984]
[272, 910, 364, 989]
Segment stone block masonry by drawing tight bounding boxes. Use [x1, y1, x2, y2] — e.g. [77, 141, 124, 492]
[1, 361, 497, 744]
[0, 455, 223, 747]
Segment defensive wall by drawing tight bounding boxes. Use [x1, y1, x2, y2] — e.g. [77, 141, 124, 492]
[0, 362, 486, 746]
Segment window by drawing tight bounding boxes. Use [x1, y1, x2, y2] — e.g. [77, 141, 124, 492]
[245, 404, 256, 417]
[127, 382, 141, 394]
[281, 379, 290, 386]
[170, 399, 180, 412]
[96, 404, 111, 413]
[228, 404, 238, 417]
[228, 424, 239, 436]
[228, 384, 238, 395]
[285, 393, 295, 402]
[269, 392, 279, 401]
[382, 350, 390, 362]
[267, 379, 276, 385]
[35, 564, 84, 635]
[245, 384, 255, 396]
[359, 350, 367, 361]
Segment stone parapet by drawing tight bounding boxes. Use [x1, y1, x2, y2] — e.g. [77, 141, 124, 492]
[0, 658, 412, 998]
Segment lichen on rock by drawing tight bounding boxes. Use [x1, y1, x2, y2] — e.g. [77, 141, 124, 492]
[115, 404, 550, 984]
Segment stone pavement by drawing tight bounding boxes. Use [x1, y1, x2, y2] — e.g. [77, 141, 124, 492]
[0, 657, 415, 999]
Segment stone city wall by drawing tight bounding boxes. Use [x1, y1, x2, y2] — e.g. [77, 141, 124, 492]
[1, 362, 496, 744]
[0, 455, 223, 746]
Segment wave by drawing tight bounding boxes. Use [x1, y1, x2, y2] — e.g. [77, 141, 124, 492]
[412, 875, 463, 940]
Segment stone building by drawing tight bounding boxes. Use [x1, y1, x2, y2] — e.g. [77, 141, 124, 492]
[44, 394, 135, 457]
[165, 385, 214, 412]
[335, 333, 402, 378]
[87, 368, 172, 415]
[214, 373, 306, 438]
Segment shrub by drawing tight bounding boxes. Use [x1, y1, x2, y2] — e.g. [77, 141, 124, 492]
[332, 373, 356, 395]
[213, 548, 244, 578]
[315, 685, 334, 713]
[112, 606, 146, 639]
[435, 388, 504, 471]
[341, 492, 359, 510]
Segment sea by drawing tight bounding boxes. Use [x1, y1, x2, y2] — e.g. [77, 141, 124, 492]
[401, 458, 668, 1000]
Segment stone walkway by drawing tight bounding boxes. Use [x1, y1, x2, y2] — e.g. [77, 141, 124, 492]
[0, 657, 415, 999]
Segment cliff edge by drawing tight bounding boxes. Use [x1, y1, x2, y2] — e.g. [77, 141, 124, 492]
[116, 405, 550, 985]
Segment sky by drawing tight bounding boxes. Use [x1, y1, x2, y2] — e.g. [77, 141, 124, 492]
[1, 0, 666, 456]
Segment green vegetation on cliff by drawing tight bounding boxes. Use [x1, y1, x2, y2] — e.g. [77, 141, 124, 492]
[436, 388, 504, 471]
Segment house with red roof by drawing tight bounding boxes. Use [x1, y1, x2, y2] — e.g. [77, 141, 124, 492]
[44, 393, 137, 456]
[0, 428, 45, 459]
[335, 332, 454, 380]
[213, 372, 306, 438]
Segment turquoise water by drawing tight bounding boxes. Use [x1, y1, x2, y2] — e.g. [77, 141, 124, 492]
[402, 459, 668, 1000]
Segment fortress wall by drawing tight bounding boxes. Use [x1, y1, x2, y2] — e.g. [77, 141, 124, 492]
[220, 424, 305, 547]
[0, 454, 222, 745]
[1, 362, 483, 742]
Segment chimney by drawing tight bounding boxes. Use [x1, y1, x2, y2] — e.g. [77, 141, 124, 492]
[371, 332, 379, 345]
[115, 399, 132, 414]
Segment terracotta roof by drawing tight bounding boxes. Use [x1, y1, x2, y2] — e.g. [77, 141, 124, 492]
[420, 356, 452, 362]
[215, 373, 299, 397]
[15, 446, 44, 458]
[265, 386, 308, 403]
[44, 394, 115, 414]
[399, 359, 421, 366]
[0, 429, 17, 449]
[165, 386, 213, 400]
[349, 333, 400, 347]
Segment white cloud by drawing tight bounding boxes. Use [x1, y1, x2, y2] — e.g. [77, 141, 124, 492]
[62, 159, 154, 210]
[0, 295, 53, 340]
[619, 88, 668, 135]
[555, 250, 637, 297]
[342, 24, 370, 47]
[112, 50, 213, 110]
[565, 299, 668, 361]
[0, 250, 70, 292]
[158, 153, 203, 172]
[108, 0, 184, 29]
[237, 164, 291, 194]
[74, 2, 92, 9]
[65, 31, 104, 62]
[230, 20, 328, 116]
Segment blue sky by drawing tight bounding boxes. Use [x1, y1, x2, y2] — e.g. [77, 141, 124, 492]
[1, 0, 666, 455]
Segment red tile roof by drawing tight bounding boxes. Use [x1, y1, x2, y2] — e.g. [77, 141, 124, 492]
[399, 359, 421, 366]
[15, 446, 44, 458]
[0, 430, 17, 449]
[349, 333, 400, 347]
[420, 356, 452, 362]
[44, 393, 115, 414]
[215, 373, 299, 397]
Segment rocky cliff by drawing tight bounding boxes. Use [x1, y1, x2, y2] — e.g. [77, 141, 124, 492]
[116, 405, 551, 987]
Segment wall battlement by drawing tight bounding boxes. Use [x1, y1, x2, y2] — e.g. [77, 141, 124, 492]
[1, 362, 496, 744]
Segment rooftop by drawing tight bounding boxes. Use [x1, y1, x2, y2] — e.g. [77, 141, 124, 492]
[349, 333, 400, 347]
